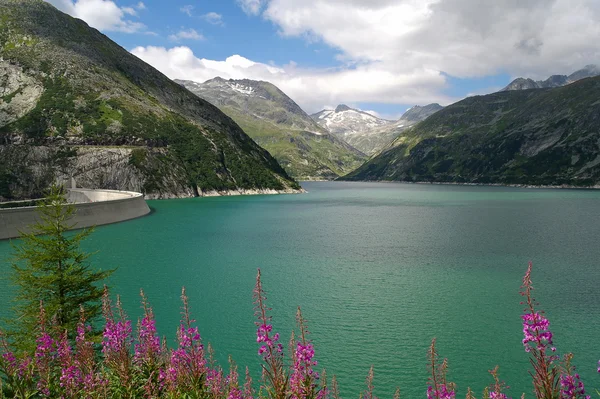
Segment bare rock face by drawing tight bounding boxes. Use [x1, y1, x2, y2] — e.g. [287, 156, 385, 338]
[65, 147, 196, 199]
[0, 61, 43, 127]
[0, 144, 197, 201]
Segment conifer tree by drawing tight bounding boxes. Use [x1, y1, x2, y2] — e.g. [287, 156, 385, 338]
[9, 184, 114, 349]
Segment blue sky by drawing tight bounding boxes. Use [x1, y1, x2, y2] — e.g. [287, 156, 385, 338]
[46, 0, 600, 119]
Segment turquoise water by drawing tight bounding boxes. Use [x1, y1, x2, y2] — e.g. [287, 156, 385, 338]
[1, 181, 600, 397]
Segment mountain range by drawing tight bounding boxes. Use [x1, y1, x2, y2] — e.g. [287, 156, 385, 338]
[501, 64, 600, 91]
[0, 0, 299, 200]
[176, 78, 365, 180]
[3, 0, 600, 197]
[344, 75, 600, 186]
[311, 103, 443, 155]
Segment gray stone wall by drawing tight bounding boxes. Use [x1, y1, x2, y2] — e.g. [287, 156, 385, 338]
[0, 189, 150, 240]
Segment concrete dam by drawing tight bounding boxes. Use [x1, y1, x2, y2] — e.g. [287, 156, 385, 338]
[0, 189, 151, 240]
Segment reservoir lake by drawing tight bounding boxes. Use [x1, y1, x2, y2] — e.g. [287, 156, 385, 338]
[1, 181, 600, 397]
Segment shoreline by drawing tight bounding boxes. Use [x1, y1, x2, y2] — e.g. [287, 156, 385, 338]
[145, 187, 306, 200]
[337, 179, 600, 190]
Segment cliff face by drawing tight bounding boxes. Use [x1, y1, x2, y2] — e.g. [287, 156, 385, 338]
[0, 145, 193, 200]
[0, 0, 300, 200]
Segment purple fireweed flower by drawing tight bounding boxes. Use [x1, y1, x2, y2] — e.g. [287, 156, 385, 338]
[18, 356, 33, 379]
[134, 315, 161, 365]
[290, 341, 320, 399]
[60, 365, 83, 396]
[169, 324, 206, 376]
[560, 354, 590, 399]
[253, 269, 287, 398]
[522, 313, 553, 353]
[102, 318, 133, 359]
[229, 386, 243, 399]
[35, 331, 57, 398]
[165, 288, 208, 393]
[597, 360, 600, 373]
[75, 322, 95, 374]
[427, 339, 456, 399]
[487, 366, 511, 399]
[243, 366, 254, 399]
[57, 332, 73, 365]
[427, 384, 455, 399]
[2, 351, 17, 374]
[207, 367, 225, 398]
[256, 323, 283, 358]
[35, 332, 55, 360]
[226, 362, 242, 399]
[559, 373, 589, 399]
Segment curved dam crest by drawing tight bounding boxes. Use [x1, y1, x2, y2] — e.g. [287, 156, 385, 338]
[0, 188, 151, 240]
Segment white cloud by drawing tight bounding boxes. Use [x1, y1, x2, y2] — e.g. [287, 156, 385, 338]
[257, 0, 600, 80]
[237, 0, 267, 15]
[45, 0, 145, 33]
[135, 1, 145, 10]
[122, 6, 136, 15]
[168, 29, 205, 42]
[180, 5, 194, 17]
[202, 12, 224, 26]
[130, 46, 455, 113]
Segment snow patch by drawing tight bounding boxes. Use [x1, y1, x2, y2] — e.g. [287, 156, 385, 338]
[228, 83, 254, 95]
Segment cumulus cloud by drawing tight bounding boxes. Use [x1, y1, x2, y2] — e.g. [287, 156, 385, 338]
[259, 0, 600, 79]
[168, 29, 204, 42]
[45, 0, 146, 33]
[237, 0, 267, 16]
[202, 12, 224, 26]
[130, 46, 454, 113]
[180, 5, 194, 17]
[127, 0, 600, 113]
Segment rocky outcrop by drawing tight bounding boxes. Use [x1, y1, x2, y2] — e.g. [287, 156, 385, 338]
[0, 145, 304, 201]
[0, 61, 43, 127]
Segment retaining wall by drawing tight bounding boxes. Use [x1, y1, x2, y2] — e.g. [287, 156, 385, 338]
[0, 189, 151, 240]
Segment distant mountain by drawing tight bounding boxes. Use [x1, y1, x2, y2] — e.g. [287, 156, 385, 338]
[312, 104, 443, 155]
[343, 76, 600, 187]
[312, 105, 392, 137]
[352, 104, 444, 155]
[400, 104, 444, 123]
[501, 65, 600, 91]
[311, 105, 393, 154]
[177, 78, 365, 180]
[0, 0, 300, 200]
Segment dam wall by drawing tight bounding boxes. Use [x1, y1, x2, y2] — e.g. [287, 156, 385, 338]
[0, 189, 150, 240]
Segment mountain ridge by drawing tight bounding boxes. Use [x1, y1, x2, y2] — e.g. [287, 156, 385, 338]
[343, 76, 600, 186]
[311, 103, 443, 155]
[177, 77, 365, 180]
[501, 64, 600, 91]
[0, 0, 300, 200]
